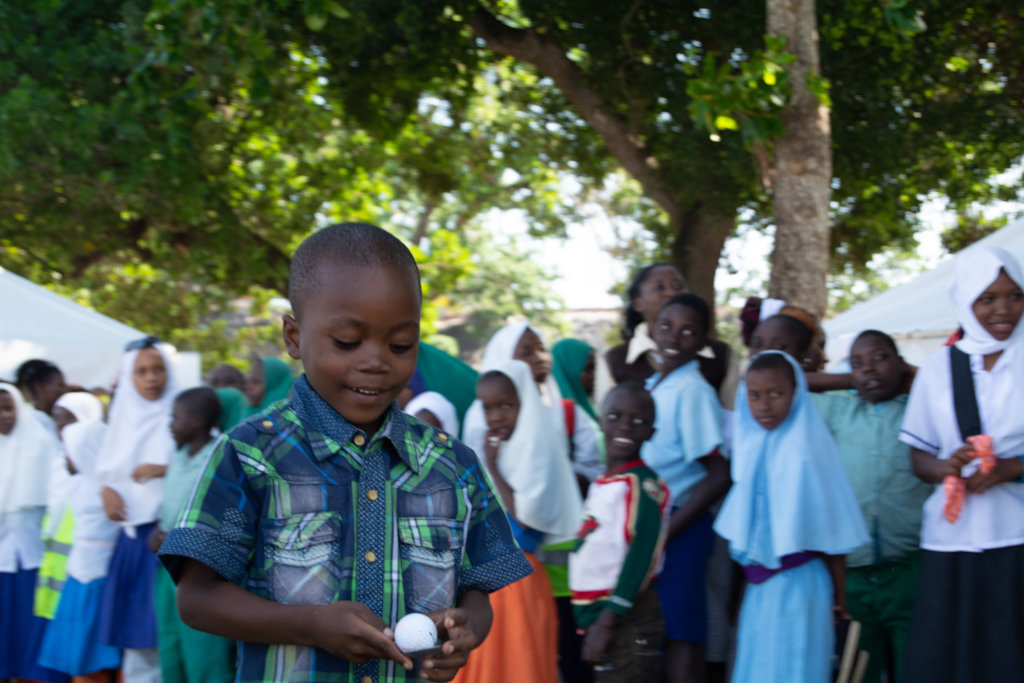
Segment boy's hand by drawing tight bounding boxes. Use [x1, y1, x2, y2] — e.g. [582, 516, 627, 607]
[100, 486, 126, 522]
[965, 456, 1024, 494]
[581, 610, 616, 666]
[314, 602, 413, 670]
[132, 464, 168, 482]
[420, 608, 481, 681]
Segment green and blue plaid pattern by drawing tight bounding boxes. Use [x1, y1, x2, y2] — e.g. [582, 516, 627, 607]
[160, 376, 531, 683]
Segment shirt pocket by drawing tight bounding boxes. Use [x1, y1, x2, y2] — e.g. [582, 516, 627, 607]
[262, 511, 343, 604]
[397, 516, 464, 614]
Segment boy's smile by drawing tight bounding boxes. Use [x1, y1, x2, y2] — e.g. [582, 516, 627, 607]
[600, 387, 655, 469]
[283, 263, 420, 436]
[652, 302, 705, 372]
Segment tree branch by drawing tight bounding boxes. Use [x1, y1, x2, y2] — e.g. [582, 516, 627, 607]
[469, 7, 679, 222]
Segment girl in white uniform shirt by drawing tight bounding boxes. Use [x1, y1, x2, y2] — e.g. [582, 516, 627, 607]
[899, 245, 1024, 683]
[0, 382, 66, 682]
[96, 337, 179, 683]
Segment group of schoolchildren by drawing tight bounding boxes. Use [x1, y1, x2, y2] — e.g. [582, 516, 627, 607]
[2, 221, 1022, 683]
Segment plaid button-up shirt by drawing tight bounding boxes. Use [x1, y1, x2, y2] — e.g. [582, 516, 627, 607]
[160, 375, 531, 683]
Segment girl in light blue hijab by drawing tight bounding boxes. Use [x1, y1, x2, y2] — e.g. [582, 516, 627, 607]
[715, 351, 868, 683]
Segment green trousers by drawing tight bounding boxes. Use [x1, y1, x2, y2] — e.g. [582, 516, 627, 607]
[154, 565, 235, 683]
[845, 552, 921, 683]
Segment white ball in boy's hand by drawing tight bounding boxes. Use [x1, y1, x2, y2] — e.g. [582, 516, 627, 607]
[394, 613, 438, 653]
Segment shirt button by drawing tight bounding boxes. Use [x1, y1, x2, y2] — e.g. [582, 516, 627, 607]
[362, 677, 373, 683]
[365, 551, 376, 563]
[367, 489, 379, 502]
[438, 433, 448, 442]
[353, 434, 366, 446]
[261, 420, 273, 429]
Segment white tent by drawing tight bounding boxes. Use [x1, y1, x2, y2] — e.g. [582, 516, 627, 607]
[823, 216, 1024, 367]
[0, 267, 200, 389]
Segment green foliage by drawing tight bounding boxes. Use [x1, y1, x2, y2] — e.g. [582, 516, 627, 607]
[940, 211, 1010, 254]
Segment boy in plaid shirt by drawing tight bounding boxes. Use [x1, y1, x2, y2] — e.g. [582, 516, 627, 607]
[160, 223, 531, 683]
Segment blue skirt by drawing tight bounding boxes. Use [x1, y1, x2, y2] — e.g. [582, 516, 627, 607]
[732, 557, 834, 683]
[657, 512, 714, 644]
[99, 523, 159, 649]
[39, 576, 122, 674]
[0, 568, 69, 682]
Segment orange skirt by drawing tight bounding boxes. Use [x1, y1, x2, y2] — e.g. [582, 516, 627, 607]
[454, 552, 559, 683]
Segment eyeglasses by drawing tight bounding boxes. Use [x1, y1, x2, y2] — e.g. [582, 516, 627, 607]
[124, 335, 161, 352]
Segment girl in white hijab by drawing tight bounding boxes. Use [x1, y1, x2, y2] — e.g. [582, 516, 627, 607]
[405, 390, 460, 436]
[0, 382, 66, 681]
[95, 338, 178, 683]
[38, 418, 122, 676]
[899, 245, 1024, 683]
[464, 321, 603, 483]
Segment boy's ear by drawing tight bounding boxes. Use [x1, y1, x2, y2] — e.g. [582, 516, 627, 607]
[282, 314, 301, 360]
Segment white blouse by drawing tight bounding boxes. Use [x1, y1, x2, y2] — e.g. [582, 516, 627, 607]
[900, 346, 1024, 552]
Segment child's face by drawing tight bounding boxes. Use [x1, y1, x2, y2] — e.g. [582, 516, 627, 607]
[133, 348, 168, 401]
[971, 269, 1024, 341]
[849, 336, 903, 404]
[633, 265, 685, 326]
[170, 403, 205, 448]
[513, 329, 552, 385]
[33, 372, 67, 414]
[653, 303, 705, 370]
[209, 366, 243, 390]
[0, 391, 15, 436]
[600, 388, 655, 468]
[579, 351, 596, 396]
[53, 406, 77, 436]
[749, 318, 803, 359]
[282, 263, 420, 435]
[413, 409, 443, 430]
[746, 368, 796, 431]
[477, 375, 520, 441]
[243, 361, 265, 408]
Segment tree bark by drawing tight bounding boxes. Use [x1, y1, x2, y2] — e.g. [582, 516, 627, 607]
[671, 210, 733, 312]
[765, 0, 832, 318]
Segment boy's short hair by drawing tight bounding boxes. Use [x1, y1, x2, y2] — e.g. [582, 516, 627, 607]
[602, 380, 656, 419]
[853, 329, 899, 355]
[175, 386, 222, 429]
[747, 352, 797, 385]
[662, 292, 711, 335]
[288, 222, 422, 317]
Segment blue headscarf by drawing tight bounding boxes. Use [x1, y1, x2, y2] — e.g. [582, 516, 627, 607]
[714, 351, 868, 569]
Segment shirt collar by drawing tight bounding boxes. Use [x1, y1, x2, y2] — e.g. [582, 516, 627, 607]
[599, 459, 647, 481]
[289, 375, 416, 470]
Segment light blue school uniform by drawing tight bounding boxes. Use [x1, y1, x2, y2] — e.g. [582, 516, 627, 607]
[715, 352, 869, 683]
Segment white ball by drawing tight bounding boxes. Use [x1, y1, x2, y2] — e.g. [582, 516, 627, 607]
[394, 613, 438, 653]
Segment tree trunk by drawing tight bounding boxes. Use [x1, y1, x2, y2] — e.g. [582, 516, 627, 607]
[765, 0, 832, 318]
[671, 209, 733, 315]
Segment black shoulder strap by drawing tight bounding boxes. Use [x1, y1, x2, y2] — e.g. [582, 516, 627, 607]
[949, 346, 982, 440]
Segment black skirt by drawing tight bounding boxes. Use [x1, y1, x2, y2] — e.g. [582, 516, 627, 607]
[904, 544, 1024, 683]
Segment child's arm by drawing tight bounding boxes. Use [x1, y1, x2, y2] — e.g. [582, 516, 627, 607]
[666, 453, 730, 539]
[132, 464, 168, 482]
[806, 372, 854, 393]
[482, 433, 516, 518]
[823, 553, 848, 621]
[420, 589, 493, 682]
[910, 445, 974, 485]
[176, 558, 413, 670]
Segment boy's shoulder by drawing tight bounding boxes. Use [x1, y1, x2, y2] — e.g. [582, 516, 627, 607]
[595, 462, 668, 498]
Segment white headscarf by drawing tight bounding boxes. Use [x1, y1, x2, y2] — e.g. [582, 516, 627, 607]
[0, 383, 61, 515]
[952, 245, 1024, 356]
[95, 343, 179, 528]
[54, 391, 105, 423]
[465, 322, 568, 453]
[63, 420, 121, 582]
[405, 391, 460, 437]
[484, 360, 583, 542]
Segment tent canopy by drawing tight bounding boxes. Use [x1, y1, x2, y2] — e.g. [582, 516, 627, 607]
[823, 216, 1024, 367]
[0, 267, 200, 389]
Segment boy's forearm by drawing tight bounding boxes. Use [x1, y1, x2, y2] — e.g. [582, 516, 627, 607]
[823, 553, 847, 613]
[667, 455, 731, 538]
[176, 558, 318, 646]
[455, 589, 493, 647]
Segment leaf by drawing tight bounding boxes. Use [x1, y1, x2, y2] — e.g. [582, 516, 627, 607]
[305, 13, 327, 31]
[714, 115, 739, 131]
[325, 1, 349, 19]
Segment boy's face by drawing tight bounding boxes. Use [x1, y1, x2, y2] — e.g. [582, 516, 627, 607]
[170, 403, 205, 447]
[477, 374, 520, 441]
[243, 361, 265, 408]
[849, 336, 903, 404]
[600, 388, 655, 469]
[283, 263, 420, 435]
[745, 368, 796, 431]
